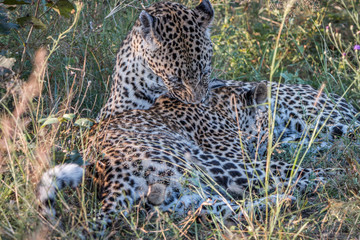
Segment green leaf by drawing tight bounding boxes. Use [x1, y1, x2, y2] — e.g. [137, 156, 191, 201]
[40, 117, 59, 127]
[17, 16, 46, 30]
[75, 118, 94, 128]
[46, 0, 75, 18]
[3, 0, 31, 5]
[62, 113, 76, 121]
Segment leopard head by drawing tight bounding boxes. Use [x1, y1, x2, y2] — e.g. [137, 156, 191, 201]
[138, 0, 214, 104]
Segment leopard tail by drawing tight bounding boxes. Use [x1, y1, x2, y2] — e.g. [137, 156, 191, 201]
[36, 163, 84, 220]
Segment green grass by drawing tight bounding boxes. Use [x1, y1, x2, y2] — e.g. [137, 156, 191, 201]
[1, 0, 360, 239]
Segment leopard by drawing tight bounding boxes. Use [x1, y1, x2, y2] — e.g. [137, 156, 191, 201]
[36, 1, 333, 236]
[211, 79, 360, 156]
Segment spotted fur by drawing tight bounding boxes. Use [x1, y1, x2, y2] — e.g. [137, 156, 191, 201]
[214, 80, 360, 154]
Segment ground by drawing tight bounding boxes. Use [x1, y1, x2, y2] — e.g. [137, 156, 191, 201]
[0, 0, 360, 239]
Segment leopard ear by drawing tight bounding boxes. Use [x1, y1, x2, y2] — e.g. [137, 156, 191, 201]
[209, 78, 226, 90]
[254, 83, 267, 104]
[139, 10, 162, 47]
[245, 83, 267, 106]
[193, 0, 214, 29]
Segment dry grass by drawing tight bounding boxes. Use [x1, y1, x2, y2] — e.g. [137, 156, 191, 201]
[0, 48, 49, 179]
